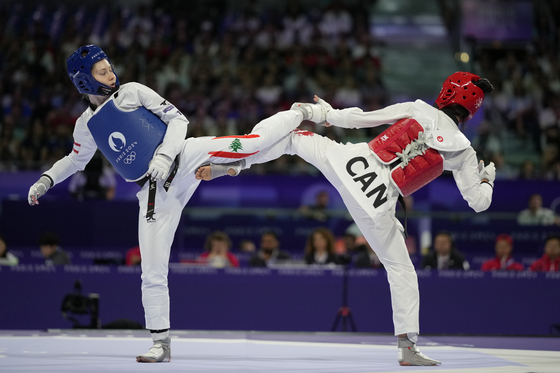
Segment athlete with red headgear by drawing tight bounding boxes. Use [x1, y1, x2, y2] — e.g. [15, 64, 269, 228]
[198, 71, 496, 366]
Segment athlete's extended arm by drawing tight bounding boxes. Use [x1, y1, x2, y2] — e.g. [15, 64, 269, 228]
[313, 95, 414, 129]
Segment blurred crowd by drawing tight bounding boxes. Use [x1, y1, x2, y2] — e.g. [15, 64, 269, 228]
[471, 0, 560, 180]
[1, 0, 560, 179]
[2, 227, 559, 272]
[0, 0, 386, 174]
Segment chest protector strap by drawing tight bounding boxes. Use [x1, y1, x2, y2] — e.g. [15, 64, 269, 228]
[87, 100, 167, 181]
[368, 118, 443, 197]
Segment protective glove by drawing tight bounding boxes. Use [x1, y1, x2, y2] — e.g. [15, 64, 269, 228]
[313, 95, 333, 127]
[28, 175, 52, 206]
[147, 153, 173, 180]
[478, 160, 496, 187]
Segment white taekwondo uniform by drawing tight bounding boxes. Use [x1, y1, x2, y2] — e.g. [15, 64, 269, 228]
[41, 82, 303, 330]
[241, 99, 493, 336]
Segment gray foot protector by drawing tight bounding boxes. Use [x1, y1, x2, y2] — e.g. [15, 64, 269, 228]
[397, 337, 441, 366]
[209, 159, 246, 179]
[136, 337, 171, 363]
[290, 103, 312, 120]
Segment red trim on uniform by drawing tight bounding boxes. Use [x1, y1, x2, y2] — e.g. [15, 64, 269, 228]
[74, 142, 81, 147]
[73, 149, 79, 154]
[212, 134, 261, 140]
[208, 151, 259, 159]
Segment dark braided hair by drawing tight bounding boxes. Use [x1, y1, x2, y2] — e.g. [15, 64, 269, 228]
[474, 78, 494, 94]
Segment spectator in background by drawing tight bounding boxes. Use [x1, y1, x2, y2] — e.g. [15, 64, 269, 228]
[304, 227, 339, 265]
[0, 234, 19, 266]
[126, 246, 142, 266]
[471, 120, 502, 162]
[68, 150, 117, 201]
[354, 237, 383, 269]
[529, 235, 560, 272]
[481, 234, 524, 271]
[517, 193, 559, 225]
[421, 232, 469, 270]
[39, 231, 71, 265]
[518, 159, 537, 180]
[239, 239, 256, 253]
[335, 231, 357, 255]
[198, 231, 239, 268]
[299, 190, 330, 222]
[490, 152, 518, 180]
[249, 231, 291, 267]
[338, 223, 383, 268]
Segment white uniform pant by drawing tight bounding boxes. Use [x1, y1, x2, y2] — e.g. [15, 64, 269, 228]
[243, 130, 420, 336]
[136, 110, 303, 330]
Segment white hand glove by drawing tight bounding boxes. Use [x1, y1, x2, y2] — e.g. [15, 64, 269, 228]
[478, 160, 496, 186]
[314, 95, 333, 127]
[147, 153, 173, 180]
[28, 175, 51, 206]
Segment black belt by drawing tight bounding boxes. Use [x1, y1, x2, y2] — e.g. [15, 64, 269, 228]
[388, 160, 408, 239]
[145, 157, 179, 223]
[397, 194, 408, 239]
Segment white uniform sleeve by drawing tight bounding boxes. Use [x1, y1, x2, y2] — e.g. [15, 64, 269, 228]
[326, 102, 415, 129]
[446, 147, 493, 213]
[43, 114, 98, 186]
[133, 83, 189, 159]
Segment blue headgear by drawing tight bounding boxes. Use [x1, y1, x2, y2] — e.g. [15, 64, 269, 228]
[67, 44, 120, 96]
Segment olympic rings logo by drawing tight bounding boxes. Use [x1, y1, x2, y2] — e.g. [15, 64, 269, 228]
[124, 151, 136, 165]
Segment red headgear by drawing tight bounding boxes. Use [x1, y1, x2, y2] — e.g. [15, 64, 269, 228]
[434, 71, 485, 121]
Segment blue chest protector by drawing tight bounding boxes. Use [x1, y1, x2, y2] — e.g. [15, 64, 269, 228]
[87, 100, 167, 181]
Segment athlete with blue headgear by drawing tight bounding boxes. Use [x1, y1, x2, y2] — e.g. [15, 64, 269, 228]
[27, 44, 329, 363]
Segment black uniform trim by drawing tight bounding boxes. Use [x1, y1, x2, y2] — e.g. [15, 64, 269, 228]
[136, 176, 149, 188]
[146, 178, 157, 222]
[397, 194, 408, 239]
[41, 174, 54, 188]
[149, 328, 169, 334]
[163, 157, 179, 192]
[144, 157, 179, 222]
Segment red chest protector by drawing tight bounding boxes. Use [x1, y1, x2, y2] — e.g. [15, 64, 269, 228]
[368, 118, 443, 197]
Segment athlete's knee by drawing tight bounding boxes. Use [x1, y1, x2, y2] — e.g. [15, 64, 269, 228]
[141, 272, 168, 287]
[384, 261, 417, 276]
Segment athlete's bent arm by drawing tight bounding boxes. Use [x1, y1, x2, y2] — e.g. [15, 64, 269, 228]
[119, 83, 189, 180]
[132, 83, 189, 159]
[448, 147, 495, 213]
